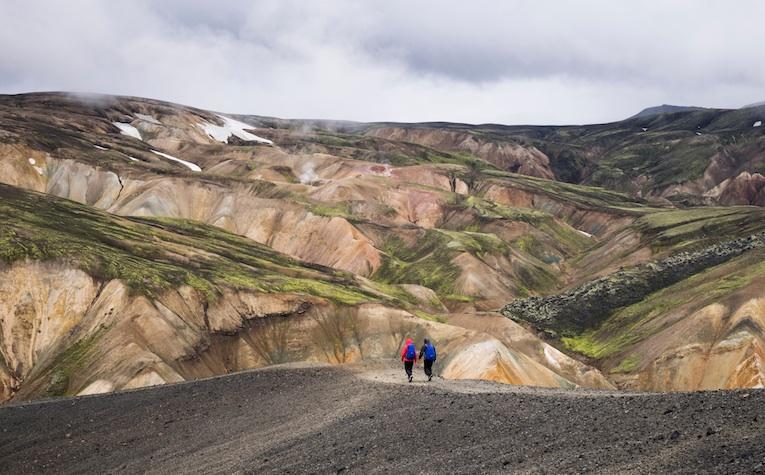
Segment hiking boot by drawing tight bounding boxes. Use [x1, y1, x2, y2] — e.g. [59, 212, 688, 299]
[408, 375, 413, 383]
[428, 375, 432, 382]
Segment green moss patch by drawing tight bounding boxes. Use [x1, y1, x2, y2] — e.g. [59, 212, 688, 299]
[562, 249, 765, 362]
[45, 325, 109, 397]
[611, 353, 641, 374]
[371, 228, 513, 299]
[0, 183, 378, 306]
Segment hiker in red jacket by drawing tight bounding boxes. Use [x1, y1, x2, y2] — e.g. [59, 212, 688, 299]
[401, 337, 418, 382]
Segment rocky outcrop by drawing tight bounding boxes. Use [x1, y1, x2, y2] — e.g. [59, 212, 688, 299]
[502, 232, 765, 335]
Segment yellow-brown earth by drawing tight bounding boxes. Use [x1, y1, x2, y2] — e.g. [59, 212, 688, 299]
[1, 92, 764, 402]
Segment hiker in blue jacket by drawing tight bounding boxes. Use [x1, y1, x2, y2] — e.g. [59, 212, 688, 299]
[419, 338, 437, 382]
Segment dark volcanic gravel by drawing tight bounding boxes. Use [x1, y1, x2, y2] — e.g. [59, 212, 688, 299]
[1, 364, 764, 474]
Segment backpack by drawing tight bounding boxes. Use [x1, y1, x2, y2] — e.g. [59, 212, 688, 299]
[424, 343, 437, 361]
[405, 343, 416, 360]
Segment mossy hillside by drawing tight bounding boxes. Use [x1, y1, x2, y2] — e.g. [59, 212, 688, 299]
[562, 249, 765, 363]
[448, 194, 550, 225]
[307, 201, 353, 219]
[512, 258, 560, 298]
[503, 231, 765, 336]
[371, 228, 513, 299]
[372, 231, 463, 298]
[483, 170, 657, 215]
[44, 325, 109, 397]
[284, 128, 495, 169]
[611, 354, 640, 374]
[412, 309, 446, 323]
[634, 206, 765, 251]
[0, 184, 380, 305]
[594, 137, 720, 189]
[533, 142, 589, 183]
[370, 224, 562, 300]
[444, 194, 591, 259]
[418, 106, 765, 197]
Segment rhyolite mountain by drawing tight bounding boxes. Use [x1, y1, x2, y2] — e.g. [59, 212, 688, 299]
[0, 91, 764, 402]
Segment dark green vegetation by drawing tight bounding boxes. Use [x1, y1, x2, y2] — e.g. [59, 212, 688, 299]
[45, 325, 109, 397]
[630, 104, 709, 119]
[363, 105, 765, 200]
[502, 230, 765, 336]
[301, 134, 496, 170]
[563, 248, 765, 362]
[0, 183, 382, 305]
[484, 170, 657, 214]
[371, 229, 478, 299]
[633, 206, 765, 250]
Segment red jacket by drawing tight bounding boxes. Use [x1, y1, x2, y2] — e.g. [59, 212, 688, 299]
[401, 338, 417, 362]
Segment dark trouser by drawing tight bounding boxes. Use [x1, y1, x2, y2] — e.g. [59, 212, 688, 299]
[404, 360, 414, 377]
[424, 359, 434, 377]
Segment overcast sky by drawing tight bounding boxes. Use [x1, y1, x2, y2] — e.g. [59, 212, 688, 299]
[1, 0, 763, 124]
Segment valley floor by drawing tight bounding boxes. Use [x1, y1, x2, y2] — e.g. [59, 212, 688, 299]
[1, 362, 764, 474]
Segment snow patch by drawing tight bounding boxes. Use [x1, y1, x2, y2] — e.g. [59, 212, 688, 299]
[641, 127, 648, 132]
[134, 113, 161, 125]
[151, 150, 202, 172]
[113, 122, 142, 140]
[127, 156, 139, 162]
[696, 132, 702, 136]
[543, 345, 565, 370]
[754, 121, 762, 127]
[93, 145, 108, 150]
[577, 229, 593, 238]
[198, 115, 273, 145]
[78, 379, 115, 396]
[27, 157, 44, 175]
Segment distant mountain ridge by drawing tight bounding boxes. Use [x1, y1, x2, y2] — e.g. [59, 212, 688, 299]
[741, 100, 765, 109]
[629, 104, 707, 119]
[1, 92, 765, 402]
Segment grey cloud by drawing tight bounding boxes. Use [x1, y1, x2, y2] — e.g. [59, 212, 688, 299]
[0, 0, 763, 124]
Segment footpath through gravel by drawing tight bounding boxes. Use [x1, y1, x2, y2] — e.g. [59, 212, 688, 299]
[1, 362, 764, 474]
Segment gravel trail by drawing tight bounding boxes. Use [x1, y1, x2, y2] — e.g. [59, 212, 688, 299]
[1, 362, 764, 474]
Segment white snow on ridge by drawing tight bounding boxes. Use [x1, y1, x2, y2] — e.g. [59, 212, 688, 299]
[134, 113, 161, 125]
[27, 157, 44, 175]
[113, 122, 142, 140]
[198, 115, 273, 145]
[151, 150, 202, 172]
[93, 144, 108, 150]
[754, 121, 763, 127]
